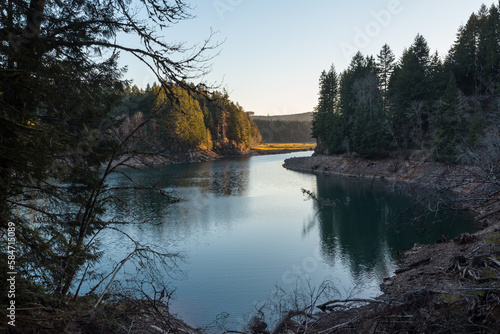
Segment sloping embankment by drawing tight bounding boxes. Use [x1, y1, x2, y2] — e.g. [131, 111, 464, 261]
[283, 155, 499, 219]
[283, 155, 470, 190]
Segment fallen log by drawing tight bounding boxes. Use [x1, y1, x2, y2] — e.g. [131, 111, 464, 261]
[316, 298, 387, 312]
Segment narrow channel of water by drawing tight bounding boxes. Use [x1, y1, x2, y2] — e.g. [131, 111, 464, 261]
[94, 151, 477, 330]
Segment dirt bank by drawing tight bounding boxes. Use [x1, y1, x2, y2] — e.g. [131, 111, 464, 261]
[269, 155, 500, 333]
[283, 155, 470, 190]
[283, 155, 500, 218]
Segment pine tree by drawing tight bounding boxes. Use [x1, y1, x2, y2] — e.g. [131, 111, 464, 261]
[477, 4, 500, 98]
[428, 51, 448, 101]
[449, 13, 481, 95]
[339, 52, 369, 135]
[155, 86, 210, 151]
[350, 63, 385, 157]
[433, 77, 467, 163]
[187, 88, 260, 152]
[412, 34, 431, 68]
[388, 35, 432, 149]
[312, 65, 339, 153]
[376, 44, 396, 109]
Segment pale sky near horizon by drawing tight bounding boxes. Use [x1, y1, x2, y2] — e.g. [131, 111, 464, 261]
[120, 0, 495, 116]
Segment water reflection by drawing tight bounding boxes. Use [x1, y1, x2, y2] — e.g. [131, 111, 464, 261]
[313, 173, 476, 283]
[106, 157, 251, 223]
[158, 158, 251, 197]
[91, 153, 477, 329]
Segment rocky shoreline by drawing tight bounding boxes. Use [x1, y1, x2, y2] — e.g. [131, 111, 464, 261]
[283, 155, 471, 192]
[271, 154, 500, 333]
[283, 155, 499, 218]
[104, 149, 222, 169]
[104, 147, 315, 169]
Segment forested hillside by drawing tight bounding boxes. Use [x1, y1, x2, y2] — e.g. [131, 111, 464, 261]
[252, 119, 313, 143]
[117, 83, 261, 154]
[313, 3, 500, 163]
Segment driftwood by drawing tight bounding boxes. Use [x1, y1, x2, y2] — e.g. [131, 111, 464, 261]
[301, 188, 337, 207]
[316, 298, 387, 312]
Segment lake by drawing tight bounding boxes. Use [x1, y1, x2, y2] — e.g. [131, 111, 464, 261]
[95, 151, 476, 331]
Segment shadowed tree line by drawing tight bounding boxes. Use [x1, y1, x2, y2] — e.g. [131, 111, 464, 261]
[313, 3, 500, 164]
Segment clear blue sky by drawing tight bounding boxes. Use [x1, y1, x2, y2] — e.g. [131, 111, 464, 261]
[120, 0, 494, 116]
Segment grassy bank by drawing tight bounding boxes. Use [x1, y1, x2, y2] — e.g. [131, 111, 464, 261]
[251, 143, 316, 154]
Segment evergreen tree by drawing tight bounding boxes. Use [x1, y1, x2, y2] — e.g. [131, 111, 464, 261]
[427, 51, 448, 100]
[190, 88, 261, 152]
[226, 102, 250, 148]
[448, 3, 500, 98]
[118, 84, 261, 153]
[433, 77, 467, 163]
[338, 52, 369, 149]
[449, 13, 481, 95]
[312, 65, 339, 153]
[412, 34, 431, 68]
[388, 35, 432, 149]
[155, 86, 211, 151]
[350, 61, 386, 157]
[467, 108, 487, 148]
[314, 52, 390, 157]
[477, 4, 500, 98]
[376, 44, 396, 108]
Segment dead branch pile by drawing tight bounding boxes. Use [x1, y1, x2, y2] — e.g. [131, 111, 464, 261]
[255, 229, 500, 334]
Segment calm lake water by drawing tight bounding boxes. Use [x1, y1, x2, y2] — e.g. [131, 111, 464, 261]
[95, 151, 477, 330]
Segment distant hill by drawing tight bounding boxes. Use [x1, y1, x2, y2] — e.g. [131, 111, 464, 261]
[250, 112, 314, 143]
[250, 112, 313, 122]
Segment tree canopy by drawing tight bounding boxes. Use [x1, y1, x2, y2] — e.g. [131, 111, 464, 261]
[312, 3, 500, 161]
[117, 84, 261, 154]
